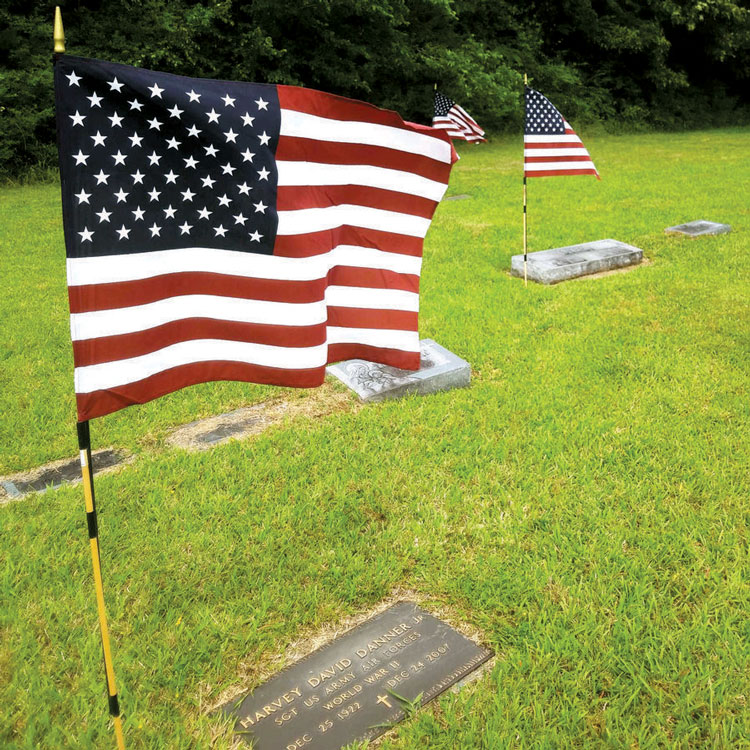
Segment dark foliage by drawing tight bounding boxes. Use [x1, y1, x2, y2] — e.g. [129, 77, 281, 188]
[1, 0, 748, 177]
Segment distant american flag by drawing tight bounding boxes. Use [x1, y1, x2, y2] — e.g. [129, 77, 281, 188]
[432, 91, 486, 143]
[524, 88, 599, 178]
[55, 55, 457, 421]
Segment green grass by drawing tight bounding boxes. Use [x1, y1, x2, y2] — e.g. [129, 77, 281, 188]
[1, 128, 749, 749]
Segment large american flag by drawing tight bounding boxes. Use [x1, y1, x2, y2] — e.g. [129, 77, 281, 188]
[432, 91, 486, 143]
[524, 88, 599, 178]
[54, 56, 457, 421]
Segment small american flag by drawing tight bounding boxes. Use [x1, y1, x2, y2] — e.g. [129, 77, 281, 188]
[524, 88, 599, 178]
[55, 55, 457, 421]
[432, 91, 486, 143]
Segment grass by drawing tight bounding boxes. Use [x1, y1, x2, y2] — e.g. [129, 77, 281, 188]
[1, 127, 749, 748]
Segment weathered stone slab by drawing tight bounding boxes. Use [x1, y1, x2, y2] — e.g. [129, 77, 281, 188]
[664, 220, 731, 237]
[511, 238, 643, 284]
[443, 193, 471, 201]
[222, 601, 491, 750]
[326, 339, 470, 402]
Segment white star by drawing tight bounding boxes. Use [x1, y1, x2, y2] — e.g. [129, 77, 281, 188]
[187, 89, 201, 103]
[241, 112, 255, 127]
[78, 227, 94, 242]
[87, 92, 103, 108]
[179, 221, 193, 235]
[253, 200, 267, 214]
[108, 112, 124, 128]
[257, 166, 270, 181]
[224, 128, 238, 143]
[204, 144, 218, 157]
[148, 82, 164, 98]
[116, 225, 131, 240]
[148, 188, 161, 201]
[113, 188, 129, 203]
[233, 213, 247, 226]
[131, 169, 145, 184]
[147, 151, 162, 166]
[248, 230, 262, 242]
[90, 131, 107, 147]
[112, 150, 127, 165]
[241, 149, 255, 163]
[149, 223, 162, 237]
[132, 206, 145, 221]
[147, 117, 162, 131]
[214, 224, 228, 237]
[165, 137, 181, 150]
[69, 111, 86, 126]
[258, 131, 271, 146]
[197, 207, 212, 220]
[94, 170, 110, 185]
[183, 156, 198, 169]
[237, 182, 252, 195]
[221, 162, 236, 175]
[180, 188, 195, 202]
[108, 77, 124, 92]
[164, 170, 178, 184]
[168, 104, 183, 118]
[222, 94, 236, 107]
[206, 108, 221, 123]
[128, 98, 144, 111]
[200, 175, 216, 189]
[72, 150, 89, 166]
[75, 189, 91, 204]
[255, 97, 268, 110]
[186, 124, 201, 138]
[128, 132, 143, 148]
[163, 205, 177, 219]
[217, 194, 231, 207]
[66, 70, 81, 87]
[95, 207, 112, 223]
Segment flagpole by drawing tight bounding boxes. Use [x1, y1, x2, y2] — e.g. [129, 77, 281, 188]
[56, 8, 126, 748]
[523, 73, 528, 287]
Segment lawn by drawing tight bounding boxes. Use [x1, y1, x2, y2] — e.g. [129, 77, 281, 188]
[1, 128, 749, 749]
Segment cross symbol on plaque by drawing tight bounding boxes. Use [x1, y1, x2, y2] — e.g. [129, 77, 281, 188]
[376, 694, 393, 709]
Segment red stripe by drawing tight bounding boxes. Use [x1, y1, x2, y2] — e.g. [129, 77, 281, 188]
[327, 343, 419, 371]
[524, 155, 595, 164]
[277, 185, 436, 218]
[523, 141, 586, 149]
[327, 306, 417, 331]
[525, 168, 599, 178]
[72, 318, 327, 367]
[276, 137, 450, 184]
[273, 226, 424, 258]
[328, 266, 419, 293]
[68, 273, 325, 313]
[76, 361, 325, 421]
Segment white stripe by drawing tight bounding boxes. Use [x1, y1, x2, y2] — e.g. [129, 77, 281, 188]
[524, 161, 596, 172]
[277, 205, 430, 238]
[327, 327, 419, 351]
[524, 147, 589, 157]
[67, 245, 420, 286]
[70, 295, 327, 341]
[326, 285, 419, 312]
[74, 339, 328, 393]
[276, 161, 446, 202]
[524, 134, 585, 144]
[280, 108, 452, 164]
[79, 449, 88, 468]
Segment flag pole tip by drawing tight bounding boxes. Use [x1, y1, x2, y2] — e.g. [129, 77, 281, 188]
[524, 73, 528, 86]
[54, 6, 65, 53]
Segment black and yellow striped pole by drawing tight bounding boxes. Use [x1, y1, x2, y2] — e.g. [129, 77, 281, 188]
[56, 9, 127, 747]
[523, 73, 528, 286]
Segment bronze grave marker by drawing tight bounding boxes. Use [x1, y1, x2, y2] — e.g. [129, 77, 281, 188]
[223, 601, 491, 749]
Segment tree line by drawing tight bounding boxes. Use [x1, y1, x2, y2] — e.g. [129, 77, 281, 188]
[1, 0, 748, 178]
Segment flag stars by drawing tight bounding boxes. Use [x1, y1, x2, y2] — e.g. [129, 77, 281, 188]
[237, 182, 252, 195]
[108, 112, 124, 127]
[165, 136, 181, 150]
[108, 77, 124, 92]
[187, 89, 201, 103]
[147, 151, 162, 166]
[148, 188, 161, 201]
[78, 227, 94, 242]
[186, 124, 201, 138]
[222, 94, 236, 107]
[87, 92, 103, 108]
[224, 128, 238, 143]
[168, 104, 184, 118]
[206, 108, 221, 123]
[72, 150, 89, 165]
[131, 169, 145, 184]
[248, 230, 262, 242]
[95, 207, 112, 223]
[116, 225, 131, 240]
[132, 206, 145, 221]
[233, 213, 247, 226]
[148, 82, 164, 98]
[149, 223, 162, 237]
[183, 156, 198, 169]
[163, 205, 177, 219]
[180, 188, 195, 202]
[257, 167, 270, 181]
[128, 132, 144, 147]
[200, 175, 216, 189]
[75, 188, 91, 204]
[129, 98, 144, 111]
[253, 200, 267, 214]
[94, 170, 110, 185]
[217, 194, 231, 207]
[147, 117, 163, 131]
[214, 224, 228, 237]
[69, 111, 86, 126]
[197, 207, 212, 220]
[179, 221, 193, 235]
[66, 70, 82, 87]
[258, 131, 271, 146]
[241, 112, 255, 127]
[113, 188, 129, 203]
[221, 162, 236, 175]
[204, 144, 219, 157]
[255, 97, 268, 110]
[112, 150, 127, 165]
[90, 131, 107, 147]
[241, 149, 255, 163]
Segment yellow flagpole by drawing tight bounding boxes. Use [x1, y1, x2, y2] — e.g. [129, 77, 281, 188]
[523, 73, 528, 287]
[56, 10, 126, 748]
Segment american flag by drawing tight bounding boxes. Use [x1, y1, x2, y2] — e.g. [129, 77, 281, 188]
[432, 91, 486, 143]
[54, 56, 457, 421]
[524, 88, 599, 178]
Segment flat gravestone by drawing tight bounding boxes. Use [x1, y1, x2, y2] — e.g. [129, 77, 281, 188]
[664, 220, 731, 237]
[511, 239, 643, 284]
[222, 602, 491, 750]
[327, 339, 469, 403]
